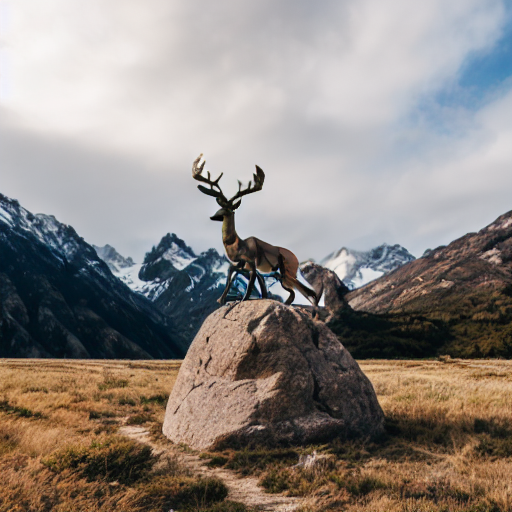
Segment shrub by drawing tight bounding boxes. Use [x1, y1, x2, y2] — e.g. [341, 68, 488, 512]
[126, 413, 154, 425]
[477, 435, 512, 458]
[88, 410, 116, 420]
[0, 399, 43, 419]
[140, 394, 167, 406]
[342, 475, 387, 496]
[43, 436, 153, 484]
[132, 475, 228, 511]
[118, 396, 137, 406]
[260, 468, 293, 493]
[205, 448, 299, 475]
[98, 369, 129, 390]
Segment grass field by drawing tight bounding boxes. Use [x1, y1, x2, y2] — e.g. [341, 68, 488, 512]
[1, 358, 511, 511]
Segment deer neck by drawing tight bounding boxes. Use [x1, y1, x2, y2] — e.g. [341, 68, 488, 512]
[222, 212, 238, 246]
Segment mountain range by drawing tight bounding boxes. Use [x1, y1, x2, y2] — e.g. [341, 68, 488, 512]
[0, 194, 186, 359]
[96, 234, 282, 342]
[3, 189, 511, 359]
[320, 244, 415, 289]
[96, 236, 415, 341]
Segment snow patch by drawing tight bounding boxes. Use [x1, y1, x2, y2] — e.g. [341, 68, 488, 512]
[208, 275, 227, 290]
[114, 264, 169, 300]
[0, 205, 13, 225]
[352, 268, 385, 288]
[323, 249, 356, 280]
[162, 243, 196, 270]
[185, 277, 195, 292]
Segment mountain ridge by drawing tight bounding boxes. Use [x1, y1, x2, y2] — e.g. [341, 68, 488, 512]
[346, 209, 512, 357]
[321, 243, 416, 290]
[0, 193, 186, 359]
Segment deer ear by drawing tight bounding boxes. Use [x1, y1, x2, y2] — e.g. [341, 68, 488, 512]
[231, 199, 242, 210]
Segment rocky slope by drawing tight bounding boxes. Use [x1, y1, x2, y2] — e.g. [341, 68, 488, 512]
[0, 194, 186, 359]
[347, 210, 512, 357]
[321, 243, 415, 289]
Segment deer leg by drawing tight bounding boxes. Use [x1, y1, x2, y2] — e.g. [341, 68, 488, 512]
[243, 261, 257, 301]
[278, 254, 295, 305]
[218, 263, 240, 304]
[256, 271, 268, 298]
[283, 286, 295, 305]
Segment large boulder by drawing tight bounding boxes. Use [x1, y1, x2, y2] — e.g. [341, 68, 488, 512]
[162, 300, 384, 451]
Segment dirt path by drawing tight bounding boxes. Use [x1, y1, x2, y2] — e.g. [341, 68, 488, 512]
[119, 425, 303, 512]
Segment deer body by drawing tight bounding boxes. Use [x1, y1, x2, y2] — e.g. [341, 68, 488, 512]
[192, 155, 318, 306]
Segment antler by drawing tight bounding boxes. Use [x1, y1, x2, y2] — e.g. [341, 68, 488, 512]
[192, 154, 265, 210]
[228, 165, 265, 210]
[192, 154, 229, 207]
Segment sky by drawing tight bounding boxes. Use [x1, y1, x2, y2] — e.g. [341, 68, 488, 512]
[1, 0, 511, 263]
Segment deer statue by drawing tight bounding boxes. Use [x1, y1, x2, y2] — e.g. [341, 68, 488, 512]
[192, 154, 319, 307]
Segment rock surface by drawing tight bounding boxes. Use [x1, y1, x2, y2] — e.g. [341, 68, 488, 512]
[162, 300, 384, 450]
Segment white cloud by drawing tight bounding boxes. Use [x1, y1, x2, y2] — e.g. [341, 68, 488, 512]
[0, 0, 510, 261]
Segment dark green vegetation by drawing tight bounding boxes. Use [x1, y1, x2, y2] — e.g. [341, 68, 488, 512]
[328, 300, 512, 359]
[328, 309, 451, 359]
[338, 287, 512, 360]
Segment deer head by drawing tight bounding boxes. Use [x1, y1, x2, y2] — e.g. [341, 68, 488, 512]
[192, 154, 265, 220]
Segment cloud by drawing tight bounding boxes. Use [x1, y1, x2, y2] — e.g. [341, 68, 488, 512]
[0, 0, 511, 261]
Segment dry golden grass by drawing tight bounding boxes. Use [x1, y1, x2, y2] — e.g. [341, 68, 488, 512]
[346, 358, 512, 512]
[1, 358, 512, 512]
[206, 359, 512, 512]
[0, 359, 245, 512]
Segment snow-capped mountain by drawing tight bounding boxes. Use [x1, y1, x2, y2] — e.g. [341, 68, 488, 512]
[92, 244, 172, 301]
[320, 243, 416, 290]
[141, 233, 197, 278]
[0, 198, 98, 267]
[98, 233, 231, 342]
[106, 234, 229, 299]
[0, 193, 186, 358]
[100, 231, 289, 342]
[93, 244, 134, 273]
